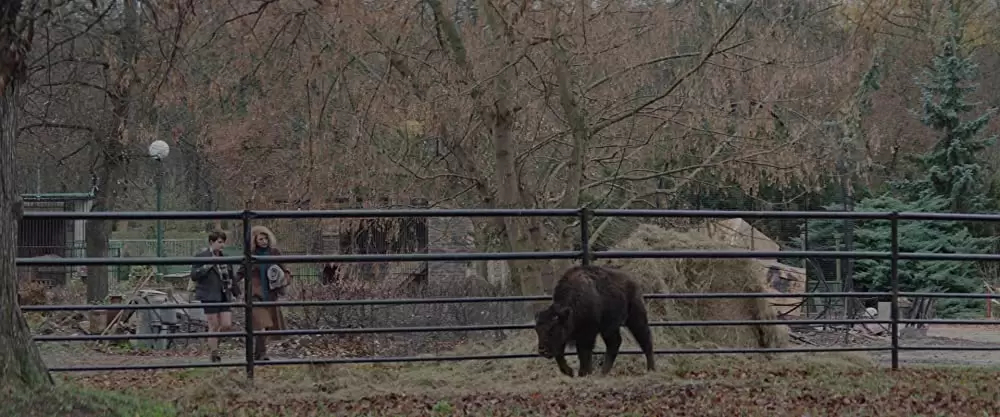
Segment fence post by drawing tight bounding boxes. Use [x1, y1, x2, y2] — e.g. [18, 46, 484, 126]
[241, 210, 255, 381]
[889, 211, 900, 370]
[579, 207, 592, 266]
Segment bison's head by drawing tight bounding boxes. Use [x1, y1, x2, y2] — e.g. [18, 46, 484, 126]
[534, 305, 573, 358]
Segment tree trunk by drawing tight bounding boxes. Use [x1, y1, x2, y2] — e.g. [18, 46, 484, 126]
[490, 98, 545, 296]
[0, 31, 53, 388]
[550, 17, 590, 275]
[425, 0, 548, 297]
[86, 0, 140, 302]
[476, 1, 548, 297]
[85, 171, 123, 303]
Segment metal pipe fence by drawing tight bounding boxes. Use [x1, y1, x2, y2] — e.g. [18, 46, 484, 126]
[17, 208, 1000, 377]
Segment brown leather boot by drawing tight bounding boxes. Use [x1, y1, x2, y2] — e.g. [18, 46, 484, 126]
[254, 335, 269, 361]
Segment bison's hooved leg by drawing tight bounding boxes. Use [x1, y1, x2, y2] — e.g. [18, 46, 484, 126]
[555, 355, 574, 377]
[626, 307, 656, 372]
[599, 329, 622, 376]
[577, 349, 594, 377]
[576, 334, 597, 377]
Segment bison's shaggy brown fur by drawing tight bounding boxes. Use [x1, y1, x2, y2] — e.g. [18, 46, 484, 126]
[534, 265, 655, 377]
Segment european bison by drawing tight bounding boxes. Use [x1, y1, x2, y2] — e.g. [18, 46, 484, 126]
[534, 265, 655, 377]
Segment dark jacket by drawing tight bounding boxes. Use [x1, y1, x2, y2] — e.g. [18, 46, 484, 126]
[190, 247, 238, 302]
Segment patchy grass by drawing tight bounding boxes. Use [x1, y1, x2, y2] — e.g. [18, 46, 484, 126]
[1, 381, 177, 417]
[58, 350, 1000, 416]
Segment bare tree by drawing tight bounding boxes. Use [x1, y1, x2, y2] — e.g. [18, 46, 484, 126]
[186, 1, 871, 295]
[0, 0, 53, 391]
[20, 0, 226, 301]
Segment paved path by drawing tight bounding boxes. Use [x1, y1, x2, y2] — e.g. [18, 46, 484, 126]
[867, 325, 1000, 367]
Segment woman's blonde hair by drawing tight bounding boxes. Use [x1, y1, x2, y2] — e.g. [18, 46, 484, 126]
[250, 225, 278, 250]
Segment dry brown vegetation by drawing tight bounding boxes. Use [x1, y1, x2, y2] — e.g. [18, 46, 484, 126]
[607, 224, 789, 349]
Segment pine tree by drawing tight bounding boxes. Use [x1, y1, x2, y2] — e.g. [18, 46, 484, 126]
[895, 9, 997, 213]
[797, 20, 1000, 317]
[800, 193, 992, 317]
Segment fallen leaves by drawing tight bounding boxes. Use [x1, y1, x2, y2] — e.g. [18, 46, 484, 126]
[62, 361, 1000, 417]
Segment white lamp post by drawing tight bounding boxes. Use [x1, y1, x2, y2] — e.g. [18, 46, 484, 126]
[148, 140, 169, 277]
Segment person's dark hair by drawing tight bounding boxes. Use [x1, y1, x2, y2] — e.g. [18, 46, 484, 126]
[208, 230, 227, 243]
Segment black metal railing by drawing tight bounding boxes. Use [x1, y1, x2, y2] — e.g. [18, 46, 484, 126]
[16, 208, 1000, 378]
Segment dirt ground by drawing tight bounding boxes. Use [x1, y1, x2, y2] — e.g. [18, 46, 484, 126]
[865, 324, 1000, 367]
[37, 339, 1000, 417]
[33, 324, 1000, 416]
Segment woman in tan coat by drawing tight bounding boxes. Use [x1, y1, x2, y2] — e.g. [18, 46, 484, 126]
[237, 225, 292, 361]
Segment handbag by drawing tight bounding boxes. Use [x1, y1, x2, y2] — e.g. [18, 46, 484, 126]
[266, 265, 287, 290]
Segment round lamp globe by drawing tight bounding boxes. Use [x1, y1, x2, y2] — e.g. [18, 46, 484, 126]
[148, 140, 170, 160]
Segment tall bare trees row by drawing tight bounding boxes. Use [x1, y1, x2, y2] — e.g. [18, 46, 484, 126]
[19, 0, 900, 295]
[195, 1, 864, 292]
[7, 0, 1000, 310]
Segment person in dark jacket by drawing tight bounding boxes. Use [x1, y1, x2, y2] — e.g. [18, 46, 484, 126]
[236, 225, 292, 361]
[190, 230, 240, 363]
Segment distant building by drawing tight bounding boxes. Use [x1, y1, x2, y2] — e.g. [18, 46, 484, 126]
[18, 192, 95, 285]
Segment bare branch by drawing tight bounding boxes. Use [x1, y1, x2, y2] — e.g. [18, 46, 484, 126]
[18, 121, 92, 134]
[589, 0, 754, 136]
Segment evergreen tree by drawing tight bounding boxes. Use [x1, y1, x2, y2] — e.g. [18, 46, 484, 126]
[797, 18, 1000, 317]
[800, 193, 992, 317]
[894, 9, 997, 213]
[850, 194, 989, 294]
